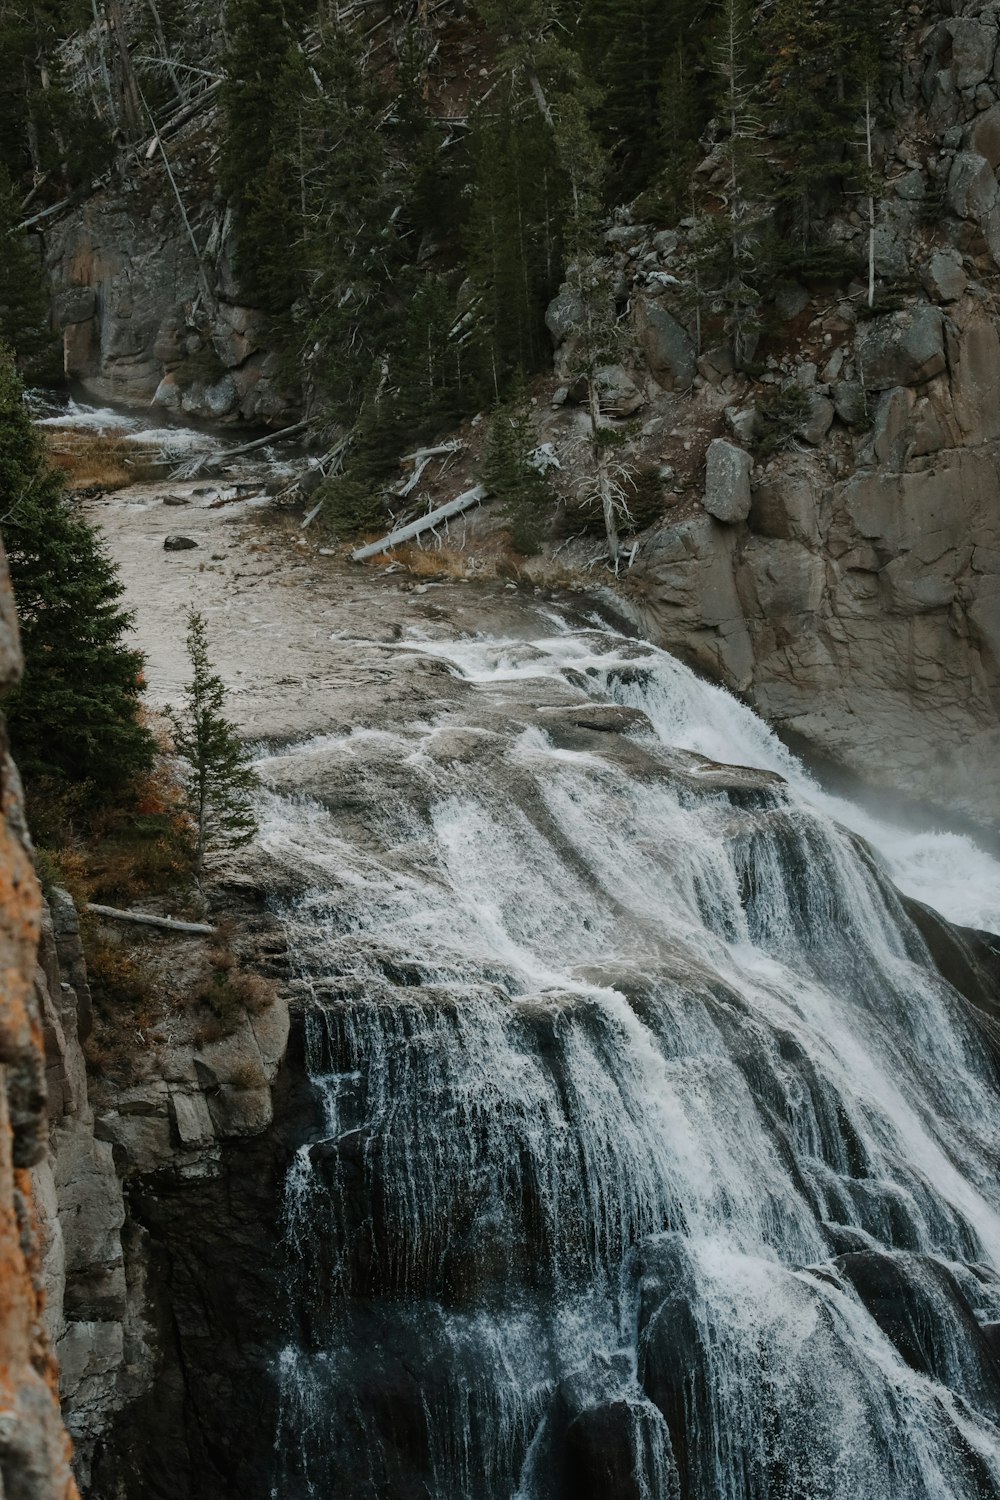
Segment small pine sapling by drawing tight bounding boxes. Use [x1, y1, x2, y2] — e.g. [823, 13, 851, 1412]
[168, 611, 258, 890]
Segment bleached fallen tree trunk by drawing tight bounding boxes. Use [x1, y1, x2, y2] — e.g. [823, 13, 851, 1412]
[175, 420, 310, 477]
[88, 903, 215, 935]
[350, 485, 487, 561]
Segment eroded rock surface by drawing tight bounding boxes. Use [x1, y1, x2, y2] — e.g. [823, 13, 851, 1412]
[0, 536, 79, 1499]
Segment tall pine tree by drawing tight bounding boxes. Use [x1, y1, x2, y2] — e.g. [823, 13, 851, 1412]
[168, 610, 258, 890]
[0, 346, 154, 805]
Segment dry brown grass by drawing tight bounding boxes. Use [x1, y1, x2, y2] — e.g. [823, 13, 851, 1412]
[43, 428, 162, 492]
[227, 1057, 267, 1090]
[382, 543, 473, 578]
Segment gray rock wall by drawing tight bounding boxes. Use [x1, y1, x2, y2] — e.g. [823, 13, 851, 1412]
[629, 295, 1000, 826]
[42, 122, 296, 426]
[540, 0, 1000, 827]
[29, 879, 293, 1493]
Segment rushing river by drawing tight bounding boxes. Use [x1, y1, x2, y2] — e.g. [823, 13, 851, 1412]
[252, 620, 1000, 1500]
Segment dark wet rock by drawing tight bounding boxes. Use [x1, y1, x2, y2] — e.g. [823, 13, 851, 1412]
[163, 535, 198, 551]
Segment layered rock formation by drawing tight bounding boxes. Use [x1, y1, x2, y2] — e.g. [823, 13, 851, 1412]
[0, 538, 79, 1498]
[624, 294, 1000, 826]
[33, 883, 293, 1495]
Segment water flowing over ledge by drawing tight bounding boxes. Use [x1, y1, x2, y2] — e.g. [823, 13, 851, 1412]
[250, 621, 1000, 1500]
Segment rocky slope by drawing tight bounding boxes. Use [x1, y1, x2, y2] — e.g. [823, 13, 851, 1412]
[0, 540, 79, 1499]
[3, 487, 296, 1492]
[32, 0, 1000, 832]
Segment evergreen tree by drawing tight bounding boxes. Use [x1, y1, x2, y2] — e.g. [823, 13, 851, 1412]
[482, 379, 554, 555]
[167, 610, 258, 889]
[464, 86, 567, 390]
[0, 346, 154, 804]
[763, 0, 896, 266]
[219, 0, 312, 315]
[579, 0, 683, 199]
[296, 16, 405, 415]
[0, 0, 110, 189]
[642, 41, 703, 222]
[0, 164, 51, 366]
[691, 0, 771, 365]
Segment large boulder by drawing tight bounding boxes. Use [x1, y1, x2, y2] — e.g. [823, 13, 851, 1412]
[855, 306, 946, 390]
[946, 151, 1000, 220]
[545, 286, 585, 346]
[634, 298, 696, 387]
[920, 249, 967, 303]
[704, 439, 752, 524]
[967, 104, 1000, 169]
[594, 365, 644, 417]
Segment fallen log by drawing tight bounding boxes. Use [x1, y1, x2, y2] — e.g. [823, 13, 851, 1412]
[174, 420, 310, 478]
[88, 903, 215, 936]
[350, 485, 487, 561]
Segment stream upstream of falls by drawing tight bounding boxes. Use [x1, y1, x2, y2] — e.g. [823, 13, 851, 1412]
[256, 617, 1000, 1500]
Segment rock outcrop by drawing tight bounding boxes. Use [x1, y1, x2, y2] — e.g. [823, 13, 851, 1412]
[0, 537, 294, 1490]
[539, 0, 1000, 828]
[31, 882, 294, 1495]
[0, 536, 79, 1499]
[627, 292, 1000, 826]
[42, 111, 296, 425]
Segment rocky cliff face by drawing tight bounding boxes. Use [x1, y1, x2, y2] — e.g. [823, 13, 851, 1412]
[1, 560, 294, 1495]
[30, 879, 295, 1496]
[539, 0, 1000, 828]
[42, 98, 296, 426]
[34, 0, 1000, 829]
[0, 538, 79, 1499]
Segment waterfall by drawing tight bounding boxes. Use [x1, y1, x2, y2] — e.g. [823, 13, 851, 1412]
[258, 622, 1000, 1500]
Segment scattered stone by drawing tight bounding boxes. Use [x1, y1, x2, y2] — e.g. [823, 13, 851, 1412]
[202, 374, 239, 419]
[162, 494, 190, 507]
[153, 374, 181, 412]
[725, 406, 759, 445]
[796, 395, 836, 446]
[696, 344, 735, 386]
[920, 249, 967, 303]
[774, 281, 810, 321]
[895, 169, 926, 201]
[821, 348, 846, 383]
[163, 535, 199, 551]
[704, 438, 752, 524]
[652, 229, 679, 257]
[595, 365, 645, 417]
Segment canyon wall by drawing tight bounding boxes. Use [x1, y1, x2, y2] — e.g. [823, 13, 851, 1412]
[0, 537, 79, 1499]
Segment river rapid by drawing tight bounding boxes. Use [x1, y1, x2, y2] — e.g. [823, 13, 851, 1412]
[60, 403, 1000, 1499]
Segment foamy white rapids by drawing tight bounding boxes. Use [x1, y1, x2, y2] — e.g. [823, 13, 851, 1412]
[31, 395, 225, 455]
[259, 622, 1000, 1499]
[403, 627, 1000, 935]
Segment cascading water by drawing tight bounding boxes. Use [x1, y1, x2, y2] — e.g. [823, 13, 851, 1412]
[257, 618, 1000, 1500]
